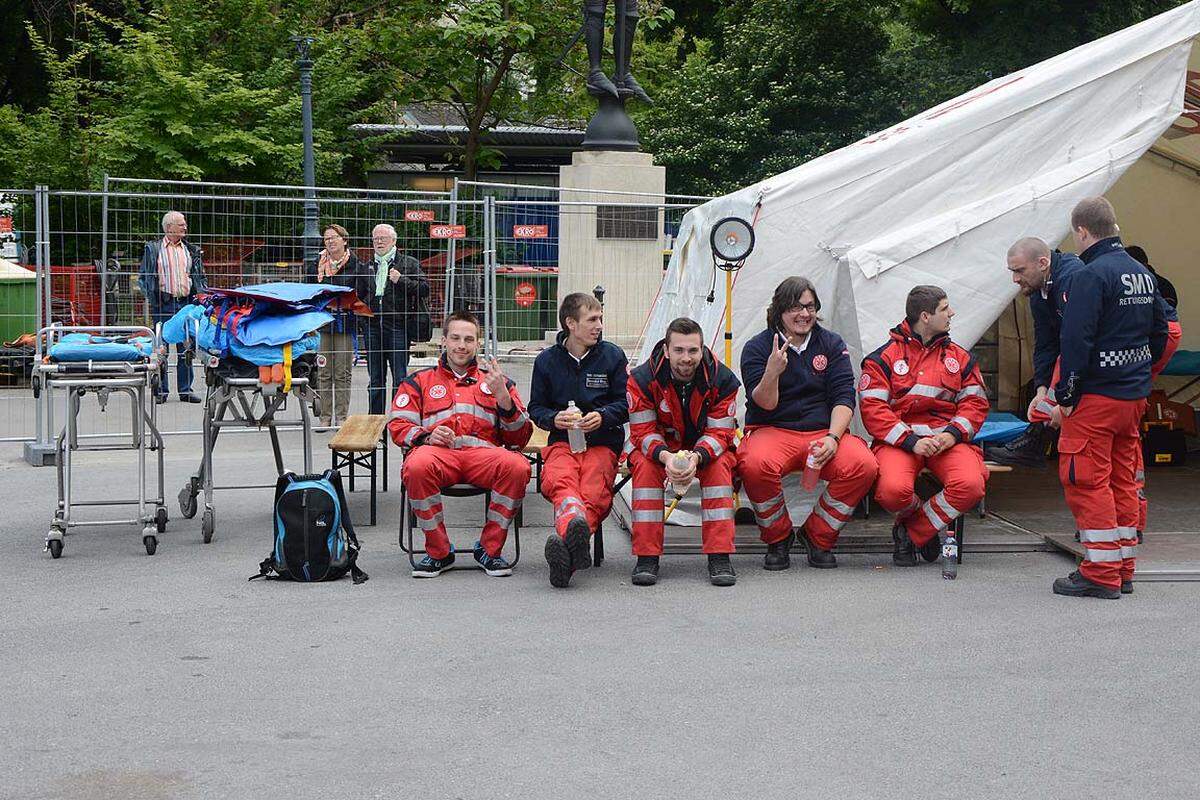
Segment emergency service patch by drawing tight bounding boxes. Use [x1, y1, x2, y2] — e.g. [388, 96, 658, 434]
[893, 359, 910, 376]
[480, 381, 492, 395]
[396, 394, 410, 408]
[812, 354, 828, 372]
[428, 384, 447, 400]
[944, 357, 960, 374]
[858, 373, 871, 391]
[660, 399, 671, 413]
[585, 373, 609, 389]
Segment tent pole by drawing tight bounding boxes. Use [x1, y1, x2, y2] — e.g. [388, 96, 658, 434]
[724, 268, 733, 368]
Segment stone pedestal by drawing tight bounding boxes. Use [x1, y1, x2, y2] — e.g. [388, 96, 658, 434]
[558, 150, 666, 348]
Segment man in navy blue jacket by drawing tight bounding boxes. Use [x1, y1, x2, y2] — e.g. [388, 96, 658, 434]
[986, 238, 1083, 466]
[737, 277, 878, 570]
[1052, 197, 1167, 600]
[528, 293, 629, 588]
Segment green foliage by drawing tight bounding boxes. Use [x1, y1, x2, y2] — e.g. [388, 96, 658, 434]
[0, 0, 1193, 191]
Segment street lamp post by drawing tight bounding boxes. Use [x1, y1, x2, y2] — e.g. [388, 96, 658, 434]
[293, 35, 320, 276]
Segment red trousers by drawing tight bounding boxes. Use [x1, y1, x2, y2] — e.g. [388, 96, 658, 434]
[1058, 394, 1145, 588]
[401, 446, 532, 559]
[874, 444, 988, 547]
[540, 442, 618, 539]
[628, 449, 736, 556]
[737, 427, 878, 550]
[1033, 320, 1180, 531]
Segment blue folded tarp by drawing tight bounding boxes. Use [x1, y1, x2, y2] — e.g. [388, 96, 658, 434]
[975, 412, 1029, 444]
[1162, 350, 1200, 376]
[49, 333, 155, 362]
[162, 303, 322, 365]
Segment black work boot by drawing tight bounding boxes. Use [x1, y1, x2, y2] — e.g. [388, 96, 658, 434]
[1121, 580, 1134, 594]
[919, 532, 943, 563]
[799, 528, 837, 569]
[892, 522, 918, 567]
[583, 12, 619, 98]
[544, 534, 572, 589]
[983, 422, 1048, 468]
[763, 531, 795, 571]
[565, 516, 592, 571]
[1052, 570, 1120, 599]
[708, 554, 736, 587]
[631, 555, 659, 586]
[615, 17, 652, 104]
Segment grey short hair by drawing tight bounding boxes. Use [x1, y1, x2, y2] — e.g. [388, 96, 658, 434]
[1007, 237, 1050, 262]
[372, 223, 397, 239]
[161, 211, 185, 232]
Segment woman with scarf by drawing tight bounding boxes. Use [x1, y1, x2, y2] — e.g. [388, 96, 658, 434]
[312, 224, 370, 427]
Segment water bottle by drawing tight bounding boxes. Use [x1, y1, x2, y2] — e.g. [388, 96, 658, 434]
[801, 443, 821, 492]
[566, 400, 587, 454]
[671, 450, 693, 496]
[942, 532, 958, 580]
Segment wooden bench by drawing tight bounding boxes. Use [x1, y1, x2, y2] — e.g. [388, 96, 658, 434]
[329, 414, 390, 526]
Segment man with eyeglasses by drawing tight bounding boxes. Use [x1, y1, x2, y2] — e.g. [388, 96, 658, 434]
[737, 276, 878, 571]
[366, 223, 431, 415]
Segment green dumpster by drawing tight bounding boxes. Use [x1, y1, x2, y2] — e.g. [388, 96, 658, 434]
[0, 259, 37, 344]
[494, 267, 558, 341]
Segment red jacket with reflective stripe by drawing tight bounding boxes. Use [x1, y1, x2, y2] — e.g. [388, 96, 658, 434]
[387, 355, 532, 449]
[626, 340, 740, 466]
[859, 320, 989, 451]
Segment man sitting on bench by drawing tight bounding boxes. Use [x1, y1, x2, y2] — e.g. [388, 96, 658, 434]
[387, 311, 532, 578]
[859, 285, 990, 567]
[626, 317, 741, 587]
[529, 292, 629, 589]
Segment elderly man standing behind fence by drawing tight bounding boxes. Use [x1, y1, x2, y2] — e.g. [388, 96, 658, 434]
[366, 223, 431, 414]
[138, 210, 206, 404]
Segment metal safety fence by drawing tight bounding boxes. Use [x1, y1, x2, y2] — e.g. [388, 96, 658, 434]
[1, 177, 701, 458]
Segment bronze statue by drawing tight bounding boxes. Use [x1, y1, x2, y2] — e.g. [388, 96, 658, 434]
[583, 0, 652, 104]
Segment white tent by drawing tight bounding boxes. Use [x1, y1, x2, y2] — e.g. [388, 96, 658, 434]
[641, 0, 1200, 369]
[623, 1, 1200, 529]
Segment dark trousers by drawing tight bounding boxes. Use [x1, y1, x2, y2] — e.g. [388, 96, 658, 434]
[365, 320, 409, 414]
[150, 295, 194, 398]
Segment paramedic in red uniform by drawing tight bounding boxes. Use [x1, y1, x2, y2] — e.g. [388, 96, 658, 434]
[736, 276, 878, 570]
[626, 317, 740, 587]
[1051, 197, 1167, 599]
[387, 311, 533, 579]
[529, 292, 629, 588]
[859, 285, 990, 567]
[1000, 237, 1181, 540]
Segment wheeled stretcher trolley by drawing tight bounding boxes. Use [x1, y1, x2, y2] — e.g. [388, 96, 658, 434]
[177, 353, 318, 543]
[34, 325, 168, 558]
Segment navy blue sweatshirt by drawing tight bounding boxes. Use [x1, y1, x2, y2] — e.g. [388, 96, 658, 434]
[528, 332, 629, 454]
[741, 324, 856, 431]
[1056, 237, 1168, 408]
[1029, 250, 1083, 390]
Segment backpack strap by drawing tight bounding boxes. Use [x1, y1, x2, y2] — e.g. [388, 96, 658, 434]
[326, 469, 369, 584]
[248, 555, 277, 581]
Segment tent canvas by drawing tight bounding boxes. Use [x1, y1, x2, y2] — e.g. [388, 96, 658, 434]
[626, 1, 1200, 529]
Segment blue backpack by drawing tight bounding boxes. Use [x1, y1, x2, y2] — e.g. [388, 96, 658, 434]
[249, 469, 367, 584]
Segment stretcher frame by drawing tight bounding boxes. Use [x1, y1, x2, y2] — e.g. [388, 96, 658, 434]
[35, 324, 168, 558]
[177, 355, 317, 543]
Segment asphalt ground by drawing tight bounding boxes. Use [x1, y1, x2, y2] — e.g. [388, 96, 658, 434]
[2, 362, 1198, 799]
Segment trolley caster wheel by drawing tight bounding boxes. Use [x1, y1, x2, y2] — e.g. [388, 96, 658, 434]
[179, 480, 198, 519]
[47, 535, 64, 559]
[201, 509, 215, 544]
[143, 532, 158, 556]
[155, 506, 168, 533]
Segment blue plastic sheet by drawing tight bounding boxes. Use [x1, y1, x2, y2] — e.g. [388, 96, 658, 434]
[49, 333, 154, 362]
[974, 412, 1029, 444]
[1161, 350, 1200, 376]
